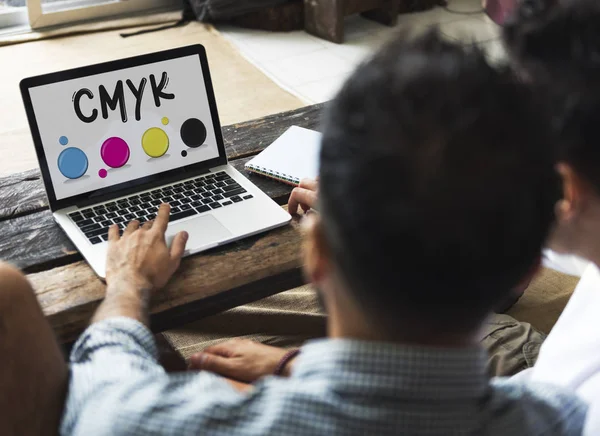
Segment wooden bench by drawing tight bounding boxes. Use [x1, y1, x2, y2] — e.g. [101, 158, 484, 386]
[304, 0, 400, 43]
[0, 104, 324, 344]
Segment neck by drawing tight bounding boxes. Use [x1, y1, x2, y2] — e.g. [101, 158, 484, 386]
[550, 198, 600, 270]
[328, 319, 480, 348]
[568, 229, 600, 270]
[323, 282, 480, 348]
[582, 251, 600, 271]
[573, 197, 600, 268]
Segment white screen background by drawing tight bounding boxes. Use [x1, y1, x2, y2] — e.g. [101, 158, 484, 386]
[28, 55, 220, 200]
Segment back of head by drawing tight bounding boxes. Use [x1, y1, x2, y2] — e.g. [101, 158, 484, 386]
[555, 96, 600, 195]
[318, 30, 558, 335]
[503, 0, 600, 87]
[502, 0, 600, 194]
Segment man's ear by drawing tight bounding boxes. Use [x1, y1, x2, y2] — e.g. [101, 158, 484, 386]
[555, 162, 591, 223]
[301, 213, 330, 286]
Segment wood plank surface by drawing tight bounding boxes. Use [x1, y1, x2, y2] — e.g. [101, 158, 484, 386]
[28, 215, 304, 344]
[0, 156, 296, 273]
[0, 104, 323, 344]
[221, 103, 323, 159]
[0, 168, 47, 220]
[0, 104, 323, 221]
[0, 209, 77, 273]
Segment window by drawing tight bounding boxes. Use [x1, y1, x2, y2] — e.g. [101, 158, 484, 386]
[1, 0, 178, 31]
[0, 1, 28, 29]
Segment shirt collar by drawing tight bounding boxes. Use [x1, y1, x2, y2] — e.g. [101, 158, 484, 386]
[294, 338, 490, 401]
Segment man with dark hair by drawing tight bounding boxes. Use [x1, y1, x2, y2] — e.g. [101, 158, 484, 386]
[503, 0, 598, 87]
[500, 1, 600, 432]
[58, 31, 586, 435]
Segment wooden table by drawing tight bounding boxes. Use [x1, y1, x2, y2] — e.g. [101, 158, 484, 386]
[0, 103, 324, 345]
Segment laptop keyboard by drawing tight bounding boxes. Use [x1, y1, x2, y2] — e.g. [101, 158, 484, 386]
[68, 171, 254, 245]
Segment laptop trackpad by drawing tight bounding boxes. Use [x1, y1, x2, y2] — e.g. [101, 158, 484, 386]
[166, 214, 232, 252]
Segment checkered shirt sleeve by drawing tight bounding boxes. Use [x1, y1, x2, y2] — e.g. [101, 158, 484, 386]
[60, 317, 588, 436]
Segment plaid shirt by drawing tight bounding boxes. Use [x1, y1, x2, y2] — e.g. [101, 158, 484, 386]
[61, 317, 587, 435]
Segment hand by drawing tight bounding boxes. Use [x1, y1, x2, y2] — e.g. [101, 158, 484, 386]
[188, 339, 296, 383]
[94, 203, 188, 325]
[288, 178, 318, 215]
[105, 203, 188, 293]
[224, 378, 253, 393]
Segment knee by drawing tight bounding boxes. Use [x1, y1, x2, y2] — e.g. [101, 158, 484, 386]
[0, 262, 35, 309]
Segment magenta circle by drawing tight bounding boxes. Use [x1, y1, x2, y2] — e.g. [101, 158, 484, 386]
[101, 137, 130, 168]
[98, 169, 107, 178]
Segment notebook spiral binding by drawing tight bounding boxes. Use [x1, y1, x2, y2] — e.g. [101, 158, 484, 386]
[245, 164, 300, 187]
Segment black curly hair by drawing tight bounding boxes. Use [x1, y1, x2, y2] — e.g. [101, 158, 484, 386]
[319, 29, 559, 334]
[503, 0, 600, 194]
[503, 0, 600, 87]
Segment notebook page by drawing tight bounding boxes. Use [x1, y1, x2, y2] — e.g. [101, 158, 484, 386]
[245, 126, 322, 182]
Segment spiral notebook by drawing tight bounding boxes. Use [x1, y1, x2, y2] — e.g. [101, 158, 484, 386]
[245, 126, 322, 186]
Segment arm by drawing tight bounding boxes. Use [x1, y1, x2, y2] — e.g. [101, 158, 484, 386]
[62, 205, 298, 435]
[188, 339, 297, 382]
[92, 203, 187, 326]
[62, 316, 247, 435]
[64, 204, 236, 435]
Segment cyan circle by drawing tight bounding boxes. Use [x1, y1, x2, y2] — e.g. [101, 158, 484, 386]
[58, 147, 88, 179]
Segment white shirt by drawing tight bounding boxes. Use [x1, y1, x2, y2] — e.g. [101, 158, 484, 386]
[524, 263, 600, 434]
[542, 250, 590, 277]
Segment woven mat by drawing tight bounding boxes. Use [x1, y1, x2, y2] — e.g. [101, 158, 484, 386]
[0, 14, 303, 176]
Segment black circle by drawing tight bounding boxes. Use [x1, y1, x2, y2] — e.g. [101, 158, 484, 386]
[180, 118, 207, 148]
[181, 150, 188, 157]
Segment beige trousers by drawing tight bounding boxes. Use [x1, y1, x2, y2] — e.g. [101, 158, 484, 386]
[162, 285, 547, 377]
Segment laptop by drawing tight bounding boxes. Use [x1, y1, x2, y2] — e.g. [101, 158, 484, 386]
[20, 45, 291, 278]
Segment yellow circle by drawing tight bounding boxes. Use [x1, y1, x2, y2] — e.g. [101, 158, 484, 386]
[161, 117, 169, 125]
[142, 127, 169, 158]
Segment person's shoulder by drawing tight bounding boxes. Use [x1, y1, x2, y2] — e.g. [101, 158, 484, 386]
[489, 377, 587, 434]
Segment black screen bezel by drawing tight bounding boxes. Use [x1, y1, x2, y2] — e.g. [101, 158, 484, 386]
[20, 44, 227, 211]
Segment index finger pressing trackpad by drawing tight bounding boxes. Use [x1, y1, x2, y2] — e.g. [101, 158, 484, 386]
[166, 214, 232, 254]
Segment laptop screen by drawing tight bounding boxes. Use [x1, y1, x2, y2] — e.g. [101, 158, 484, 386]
[27, 54, 220, 201]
